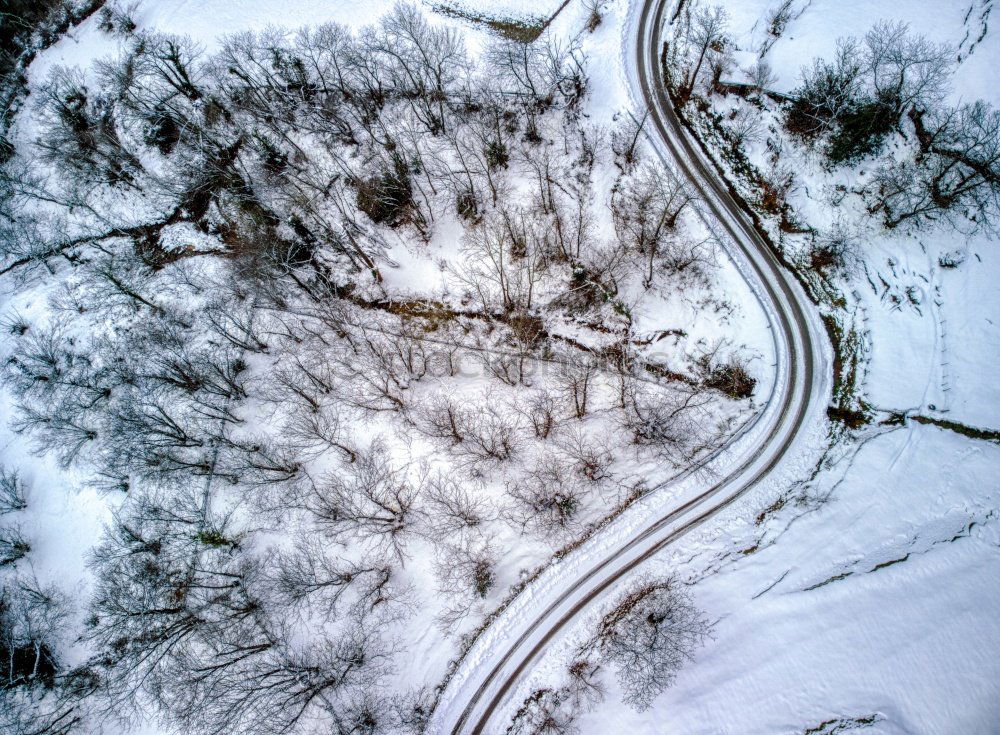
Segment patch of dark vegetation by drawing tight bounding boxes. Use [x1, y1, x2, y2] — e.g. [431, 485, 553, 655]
[802, 569, 853, 592]
[910, 414, 1000, 444]
[754, 494, 788, 526]
[353, 155, 415, 227]
[430, 3, 547, 43]
[880, 410, 1000, 443]
[0, 579, 63, 690]
[703, 359, 756, 399]
[827, 406, 870, 430]
[938, 251, 964, 269]
[824, 97, 898, 165]
[802, 714, 884, 734]
[0, 632, 58, 690]
[821, 314, 870, 427]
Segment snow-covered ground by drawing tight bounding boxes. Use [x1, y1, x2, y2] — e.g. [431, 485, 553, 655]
[577, 421, 1000, 733]
[499, 0, 1000, 732]
[4, 0, 997, 733]
[0, 1, 778, 733]
[715, 0, 1000, 426]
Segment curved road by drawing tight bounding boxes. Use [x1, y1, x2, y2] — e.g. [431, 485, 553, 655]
[428, 0, 829, 731]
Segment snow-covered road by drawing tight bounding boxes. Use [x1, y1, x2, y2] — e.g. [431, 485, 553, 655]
[425, 0, 831, 732]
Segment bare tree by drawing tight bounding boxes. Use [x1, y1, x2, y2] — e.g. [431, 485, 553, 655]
[167, 615, 398, 735]
[0, 468, 28, 515]
[484, 37, 586, 137]
[725, 105, 763, 148]
[422, 471, 496, 536]
[554, 425, 614, 483]
[34, 66, 146, 191]
[434, 533, 499, 631]
[581, 577, 712, 709]
[785, 38, 865, 140]
[452, 402, 522, 469]
[864, 21, 951, 119]
[269, 537, 395, 620]
[373, 3, 470, 136]
[610, 110, 648, 173]
[332, 324, 430, 414]
[455, 208, 545, 314]
[415, 395, 521, 468]
[282, 406, 359, 463]
[620, 382, 716, 465]
[669, 3, 730, 101]
[413, 395, 470, 445]
[505, 658, 604, 735]
[0, 575, 90, 735]
[306, 441, 422, 558]
[611, 164, 693, 288]
[516, 389, 561, 439]
[0, 525, 30, 567]
[556, 359, 599, 420]
[868, 101, 1000, 233]
[505, 458, 587, 538]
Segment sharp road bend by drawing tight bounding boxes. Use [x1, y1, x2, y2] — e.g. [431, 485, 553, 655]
[428, 0, 829, 731]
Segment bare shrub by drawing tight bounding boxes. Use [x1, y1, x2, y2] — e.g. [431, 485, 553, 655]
[435, 534, 499, 631]
[516, 389, 561, 439]
[725, 105, 762, 148]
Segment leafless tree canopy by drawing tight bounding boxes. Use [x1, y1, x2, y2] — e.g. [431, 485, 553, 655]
[582, 577, 712, 710]
[307, 441, 423, 558]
